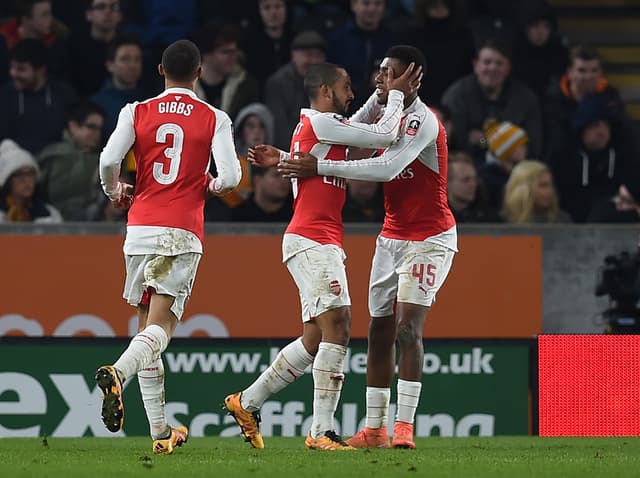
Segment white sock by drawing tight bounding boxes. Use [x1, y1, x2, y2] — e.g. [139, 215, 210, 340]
[138, 356, 171, 440]
[396, 379, 422, 425]
[310, 342, 347, 439]
[365, 386, 391, 429]
[242, 337, 314, 411]
[114, 324, 169, 381]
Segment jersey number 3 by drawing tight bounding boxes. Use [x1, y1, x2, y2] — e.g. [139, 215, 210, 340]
[154, 123, 184, 184]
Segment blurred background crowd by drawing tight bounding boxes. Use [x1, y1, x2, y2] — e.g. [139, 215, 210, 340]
[0, 0, 639, 225]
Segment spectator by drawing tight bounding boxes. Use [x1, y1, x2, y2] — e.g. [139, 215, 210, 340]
[327, 0, 397, 111]
[0, 138, 62, 223]
[0, 39, 77, 155]
[554, 93, 636, 223]
[231, 165, 292, 222]
[441, 38, 542, 158]
[431, 104, 457, 149]
[67, 0, 123, 97]
[512, 1, 567, 102]
[223, 102, 275, 209]
[241, 0, 295, 93]
[480, 119, 528, 210]
[91, 33, 148, 138]
[37, 101, 105, 220]
[193, 23, 259, 120]
[342, 179, 385, 222]
[502, 159, 570, 223]
[447, 151, 500, 222]
[407, 0, 475, 105]
[264, 30, 326, 150]
[0, 0, 68, 78]
[544, 46, 627, 163]
[0, 1, 55, 49]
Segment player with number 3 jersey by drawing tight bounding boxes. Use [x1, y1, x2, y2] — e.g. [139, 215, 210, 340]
[94, 40, 241, 455]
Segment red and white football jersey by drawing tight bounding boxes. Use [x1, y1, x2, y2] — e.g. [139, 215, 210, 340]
[100, 87, 241, 254]
[316, 97, 457, 250]
[284, 90, 406, 248]
[285, 109, 348, 247]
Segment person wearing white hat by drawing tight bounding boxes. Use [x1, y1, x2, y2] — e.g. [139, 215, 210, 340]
[0, 138, 61, 223]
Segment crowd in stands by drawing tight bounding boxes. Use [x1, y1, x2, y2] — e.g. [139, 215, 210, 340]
[0, 0, 639, 224]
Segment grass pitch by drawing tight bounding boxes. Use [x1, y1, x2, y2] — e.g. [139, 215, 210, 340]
[1, 436, 639, 478]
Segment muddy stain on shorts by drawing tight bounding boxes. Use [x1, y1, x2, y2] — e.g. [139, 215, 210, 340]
[145, 255, 175, 282]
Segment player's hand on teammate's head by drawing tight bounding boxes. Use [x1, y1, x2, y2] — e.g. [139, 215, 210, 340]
[387, 62, 423, 98]
[277, 151, 318, 179]
[247, 144, 281, 168]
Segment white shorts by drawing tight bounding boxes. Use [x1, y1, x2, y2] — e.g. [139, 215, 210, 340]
[369, 236, 455, 317]
[123, 253, 201, 320]
[283, 235, 351, 322]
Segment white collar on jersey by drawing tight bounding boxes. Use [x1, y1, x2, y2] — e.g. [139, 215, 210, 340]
[161, 87, 198, 99]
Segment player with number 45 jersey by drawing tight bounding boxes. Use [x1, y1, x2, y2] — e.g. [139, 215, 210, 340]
[95, 40, 241, 455]
[278, 46, 457, 449]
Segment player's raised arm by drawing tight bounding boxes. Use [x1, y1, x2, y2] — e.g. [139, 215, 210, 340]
[312, 91, 404, 148]
[313, 62, 421, 148]
[348, 91, 384, 125]
[280, 110, 438, 183]
[208, 112, 242, 196]
[99, 104, 136, 202]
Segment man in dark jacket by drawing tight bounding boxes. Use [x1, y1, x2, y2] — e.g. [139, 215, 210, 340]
[543, 46, 629, 163]
[441, 39, 542, 158]
[37, 101, 105, 220]
[0, 38, 76, 155]
[554, 93, 636, 222]
[67, 0, 122, 97]
[327, 0, 397, 113]
[264, 30, 326, 150]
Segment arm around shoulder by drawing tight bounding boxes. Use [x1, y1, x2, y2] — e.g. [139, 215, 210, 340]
[314, 90, 405, 148]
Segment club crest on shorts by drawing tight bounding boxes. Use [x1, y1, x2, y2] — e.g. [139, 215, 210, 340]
[329, 279, 342, 296]
[406, 119, 420, 136]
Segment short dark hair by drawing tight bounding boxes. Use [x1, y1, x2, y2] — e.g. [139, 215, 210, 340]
[67, 101, 105, 125]
[10, 39, 48, 69]
[476, 38, 512, 62]
[17, 0, 50, 19]
[162, 39, 201, 82]
[568, 46, 601, 67]
[304, 62, 343, 100]
[106, 33, 143, 62]
[192, 23, 239, 55]
[384, 45, 427, 72]
[83, 0, 119, 10]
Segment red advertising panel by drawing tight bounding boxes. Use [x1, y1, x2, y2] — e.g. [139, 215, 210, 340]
[1, 235, 541, 338]
[538, 334, 640, 436]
